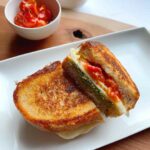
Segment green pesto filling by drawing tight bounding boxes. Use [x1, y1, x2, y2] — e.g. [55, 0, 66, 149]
[64, 57, 121, 116]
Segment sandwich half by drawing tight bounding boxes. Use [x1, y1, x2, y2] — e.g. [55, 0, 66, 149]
[62, 41, 140, 117]
[13, 61, 103, 139]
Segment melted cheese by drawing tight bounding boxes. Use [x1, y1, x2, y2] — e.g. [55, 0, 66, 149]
[57, 121, 99, 139]
[70, 48, 126, 114]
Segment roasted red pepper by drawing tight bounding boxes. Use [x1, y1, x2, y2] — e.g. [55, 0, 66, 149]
[84, 64, 105, 83]
[15, 0, 52, 28]
[85, 63, 121, 100]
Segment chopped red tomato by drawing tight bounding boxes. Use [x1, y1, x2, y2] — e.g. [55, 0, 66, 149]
[84, 63, 121, 100]
[19, 0, 38, 15]
[38, 5, 52, 22]
[36, 19, 47, 27]
[15, 0, 52, 28]
[14, 10, 37, 28]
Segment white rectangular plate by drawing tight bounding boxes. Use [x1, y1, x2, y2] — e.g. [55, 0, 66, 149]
[0, 27, 150, 150]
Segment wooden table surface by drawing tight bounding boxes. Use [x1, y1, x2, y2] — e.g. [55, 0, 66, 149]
[0, 1, 150, 150]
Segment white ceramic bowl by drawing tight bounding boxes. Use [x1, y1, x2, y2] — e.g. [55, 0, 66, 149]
[58, 0, 87, 9]
[5, 0, 61, 40]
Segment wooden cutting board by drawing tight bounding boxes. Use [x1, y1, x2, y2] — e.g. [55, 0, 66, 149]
[0, 2, 150, 150]
[0, 5, 134, 60]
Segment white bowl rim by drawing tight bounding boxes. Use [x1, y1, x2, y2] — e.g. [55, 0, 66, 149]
[4, 0, 61, 30]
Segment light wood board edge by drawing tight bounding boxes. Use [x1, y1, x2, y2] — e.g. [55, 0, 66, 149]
[62, 9, 134, 32]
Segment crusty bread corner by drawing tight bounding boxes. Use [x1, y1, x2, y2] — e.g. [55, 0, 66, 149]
[13, 61, 103, 133]
[79, 41, 140, 110]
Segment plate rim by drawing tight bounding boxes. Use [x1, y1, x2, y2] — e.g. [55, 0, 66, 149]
[0, 27, 147, 64]
[0, 26, 150, 150]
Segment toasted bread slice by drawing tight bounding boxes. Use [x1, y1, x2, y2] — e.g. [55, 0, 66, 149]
[79, 41, 140, 110]
[13, 61, 103, 139]
[62, 41, 140, 117]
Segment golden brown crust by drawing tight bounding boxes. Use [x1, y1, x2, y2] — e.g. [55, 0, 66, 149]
[29, 108, 101, 132]
[13, 61, 103, 132]
[14, 61, 61, 104]
[79, 41, 140, 110]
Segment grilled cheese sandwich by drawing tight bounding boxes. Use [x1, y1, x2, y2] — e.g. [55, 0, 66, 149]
[13, 61, 103, 139]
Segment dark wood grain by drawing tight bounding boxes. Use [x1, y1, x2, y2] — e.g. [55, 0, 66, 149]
[0, 4, 149, 150]
[99, 129, 150, 150]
